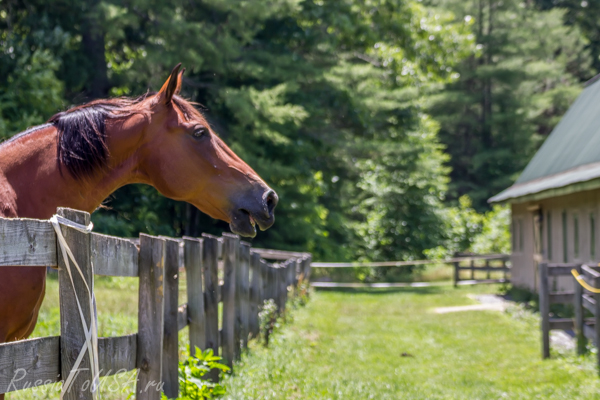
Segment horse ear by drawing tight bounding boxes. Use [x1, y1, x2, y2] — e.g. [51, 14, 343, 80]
[157, 63, 183, 104]
[175, 68, 185, 95]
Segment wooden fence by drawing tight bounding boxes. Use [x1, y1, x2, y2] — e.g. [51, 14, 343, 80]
[310, 254, 509, 288]
[453, 254, 510, 286]
[0, 207, 311, 399]
[539, 262, 600, 369]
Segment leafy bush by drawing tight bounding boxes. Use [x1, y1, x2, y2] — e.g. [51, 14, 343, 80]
[164, 348, 229, 400]
[258, 299, 278, 346]
[425, 195, 510, 259]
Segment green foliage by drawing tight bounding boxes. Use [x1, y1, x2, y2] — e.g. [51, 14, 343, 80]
[425, 195, 510, 259]
[168, 347, 229, 400]
[470, 203, 511, 254]
[258, 299, 278, 346]
[1, 0, 589, 268]
[0, 0, 475, 265]
[426, 0, 592, 210]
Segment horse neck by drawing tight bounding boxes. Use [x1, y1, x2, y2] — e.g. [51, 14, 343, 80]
[0, 123, 145, 219]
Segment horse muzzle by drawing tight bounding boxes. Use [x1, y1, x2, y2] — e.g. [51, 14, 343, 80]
[229, 189, 278, 238]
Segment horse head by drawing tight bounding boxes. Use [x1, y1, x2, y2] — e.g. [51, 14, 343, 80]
[133, 64, 278, 237]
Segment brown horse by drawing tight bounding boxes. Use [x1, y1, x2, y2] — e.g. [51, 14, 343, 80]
[0, 64, 277, 351]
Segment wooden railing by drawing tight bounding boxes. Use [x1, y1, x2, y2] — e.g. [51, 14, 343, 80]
[539, 263, 599, 369]
[453, 254, 510, 286]
[0, 207, 311, 399]
[310, 254, 509, 288]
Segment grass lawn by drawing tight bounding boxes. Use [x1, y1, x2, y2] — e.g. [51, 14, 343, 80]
[8, 277, 600, 399]
[223, 284, 600, 400]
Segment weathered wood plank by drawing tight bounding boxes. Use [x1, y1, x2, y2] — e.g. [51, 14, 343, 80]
[260, 259, 269, 305]
[161, 237, 180, 399]
[312, 254, 508, 268]
[584, 322, 596, 343]
[548, 318, 574, 330]
[57, 208, 95, 400]
[0, 336, 60, 394]
[0, 217, 56, 266]
[178, 304, 189, 331]
[456, 267, 511, 273]
[583, 293, 596, 314]
[549, 292, 574, 304]
[251, 248, 308, 260]
[136, 234, 165, 400]
[183, 237, 205, 355]
[582, 264, 600, 280]
[305, 255, 312, 281]
[249, 252, 261, 339]
[237, 242, 250, 355]
[98, 334, 137, 376]
[594, 275, 600, 370]
[221, 233, 239, 368]
[201, 234, 220, 368]
[574, 265, 586, 355]
[546, 263, 583, 270]
[539, 263, 550, 359]
[547, 265, 579, 276]
[91, 233, 139, 277]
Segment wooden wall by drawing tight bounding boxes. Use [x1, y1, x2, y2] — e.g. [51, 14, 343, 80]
[510, 188, 600, 291]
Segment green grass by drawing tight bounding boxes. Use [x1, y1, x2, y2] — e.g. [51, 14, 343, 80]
[9, 273, 191, 400]
[9, 278, 600, 399]
[223, 284, 600, 400]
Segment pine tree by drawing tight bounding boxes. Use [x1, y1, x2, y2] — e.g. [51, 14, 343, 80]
[426, 0, 591, 209]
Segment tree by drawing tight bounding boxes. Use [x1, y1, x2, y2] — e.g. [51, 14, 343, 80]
[426, 0, 591, 210]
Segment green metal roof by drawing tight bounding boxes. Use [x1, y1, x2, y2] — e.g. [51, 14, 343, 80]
[490, 78, 600, 203]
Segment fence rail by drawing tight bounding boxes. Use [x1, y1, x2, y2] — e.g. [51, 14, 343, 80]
[539, 262, 600, 371]
[0, 207, 311, 399]
[309, 255, 510, 288]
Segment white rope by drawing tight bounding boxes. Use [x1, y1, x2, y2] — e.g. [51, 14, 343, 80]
[50, 214, 99, 399]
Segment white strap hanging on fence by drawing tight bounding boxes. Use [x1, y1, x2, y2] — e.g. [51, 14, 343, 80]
[50, 214, 100, 400]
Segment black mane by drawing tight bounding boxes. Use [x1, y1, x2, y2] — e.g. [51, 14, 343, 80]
[40, 93, 199, 180]
[49, 106, 110, 180]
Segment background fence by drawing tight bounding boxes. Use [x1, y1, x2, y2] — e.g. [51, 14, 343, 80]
[309, 254, 510, 288]
[0, 207, 311, 399]
[539, 262, 600, 371]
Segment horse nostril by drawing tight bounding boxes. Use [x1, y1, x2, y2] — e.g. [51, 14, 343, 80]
[265, 190, 278, 216]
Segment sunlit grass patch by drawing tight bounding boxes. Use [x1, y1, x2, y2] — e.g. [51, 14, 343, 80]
[224, 285, 600, 400]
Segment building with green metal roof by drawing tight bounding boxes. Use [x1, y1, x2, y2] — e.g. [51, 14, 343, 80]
[490, 77, 600, 291]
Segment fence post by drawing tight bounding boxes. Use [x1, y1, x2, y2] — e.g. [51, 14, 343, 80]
[293, 258, 300, 288]
[236, 242, 251, 356]
[306, 255, 312, 281]
[539, 263, 550, 359]
[282, 261, 290, 312]
[574, 264, 586, 355]
[453, 262, 459, 287]
[57, 208, 95, 400]
[260, 259, 269, 309]
[249, 251, 261, 339]
[201, 234, 220, 381]
[161, 238, 181, 399]
[137, 234, 165, 400]
[486, 259, 490, 280]
[183, 237, 205, 356]
[274, 264, 282, 313]
[287, 259, 296, 297]
[503, 257, 508, 281]
[222, 233, 239, 368]
[595, 273, 600, 373]
[470, 259, 475, 280]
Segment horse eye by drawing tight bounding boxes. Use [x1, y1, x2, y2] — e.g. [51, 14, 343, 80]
[192, 128, 207, 138]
